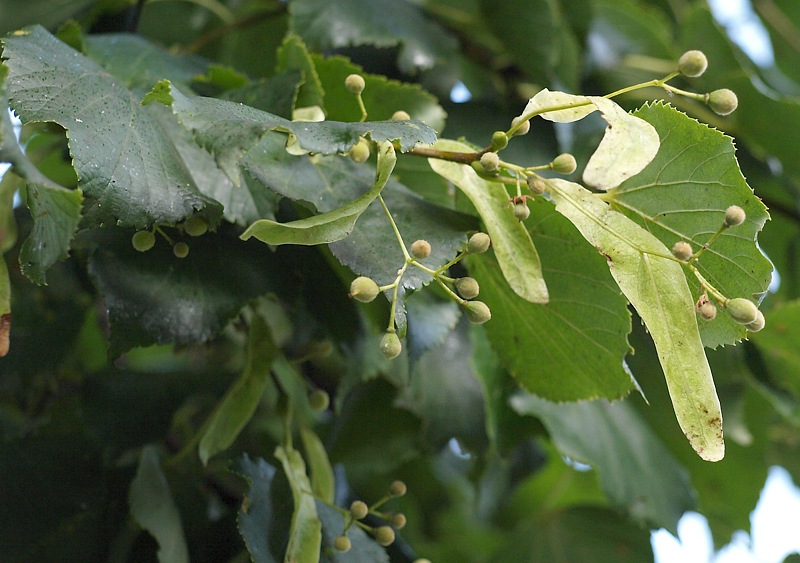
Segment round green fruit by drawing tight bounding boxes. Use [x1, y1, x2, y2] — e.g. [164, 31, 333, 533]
[479, 152, 500, 173]
[724, 205, 746, 227]
[308, 389, 330, 412]
[380, 332, 402, 359]
[173, 241, 190, 258]
[678, 50, 708, 77]
[375, 526, 396, 547]
[183, 215, 208, 237]
[552, 153, 577, 174]
[671, 241, 693, 261]
[350, 276, 380, 303]
[349, 139, 370, 163]
[707, 89, 738, 116]
[333, 535, 352, 553]
[463, 301, 492, 324]
[350, 500, 369, 520]
[491, 130, 508, 151]
[467, 232, 491, 254]
[513, 202, 530, 221]
[132, 230, 156, 252]
[455, 277, 480, 300]
[410, 239, 431, 259]
[344, 74, 365, 95]
[725, 298, 759, 325]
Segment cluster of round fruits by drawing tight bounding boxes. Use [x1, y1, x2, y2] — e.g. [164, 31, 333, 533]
[670, 205, 765, 332]
[349, 232, 494, 360]
[332, 480, 409, 553]
[130, 215, 209, 258]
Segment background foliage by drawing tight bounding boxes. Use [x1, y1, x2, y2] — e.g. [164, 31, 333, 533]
[2, 0, 800, 561]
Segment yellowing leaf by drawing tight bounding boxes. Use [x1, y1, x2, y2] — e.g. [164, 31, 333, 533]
[547, 178, 723, 462]
[517, 90, 660, 190]
[582, 96, 660, 190]
[428, 139, 548, 304]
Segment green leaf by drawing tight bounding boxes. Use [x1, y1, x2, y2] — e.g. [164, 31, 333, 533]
[198, 315, 278, 465]
[405, 291, 461, 365]
[275, 444, 322, 563]
[0, 71, 82, 284]
[276, 34, 325, 110]
[0, 256, 8, 356]
[495, 506, 654, 563]
[311, 54, 447, 132]
[480, 0, 580, 91]
[129, 445, 189, 563]
[241, 141, 396, 245]
[607, 102, 772, 348]
[153, 80, 436, 184]
[428, 139, 549, 304]
[750, 300, 800, 400]
[234, 455, 280, 563]
[469, 197, 634, 401]
[2, 26, 223, 229]
[88, 226, 287, 356]
[547, 178, 724, 461]
[511, 395, 694, 530]
[289, 0, 459, 74]
[300, 427, 335, 504]
[83, 33, 208, 91]
[396, 319, 488, 450]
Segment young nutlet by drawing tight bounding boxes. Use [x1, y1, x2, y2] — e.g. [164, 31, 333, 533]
[467, 232, 491, 254]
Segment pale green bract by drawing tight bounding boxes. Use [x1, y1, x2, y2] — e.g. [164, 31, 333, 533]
[517, 89, 660, 190]
[547, 178, 724, 462]
[428, 139, 549, 304]
[275, 445, 322, 562]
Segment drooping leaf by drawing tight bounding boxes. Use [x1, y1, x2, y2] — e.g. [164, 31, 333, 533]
[2, 26, 223, 229]
[300, 427, 335, 504]
[88, 226, 288, 356]
[607, 102, 772, 348]
[0, 257, 8, 356]
[469, 197, 634, 401]
[547, 178, 724, 461]
[511, 394, 694, 530]
[18, 182, 82, 284]
[289, 0, 459, 74]
[150, 80, 436, 185]
[274, 444, 322, 563]
[0, 71, 82, 284]
[198, 315, 278, 465]
[241, 141, 396, 245]
[234, 455, 280, 563]
[428, 139, 548, 304]
[129, 445, 189, 563]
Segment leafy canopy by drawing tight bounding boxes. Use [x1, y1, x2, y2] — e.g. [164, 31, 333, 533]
[3, 1, 799, 562]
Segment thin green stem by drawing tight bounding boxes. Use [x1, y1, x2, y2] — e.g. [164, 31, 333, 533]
[378, 194, 411, 261]
[687, 264, 728, 303]
[355, 93, 368, 122]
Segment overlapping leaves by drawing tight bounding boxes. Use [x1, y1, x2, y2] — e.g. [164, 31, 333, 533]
[607, 102, 772, 348]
